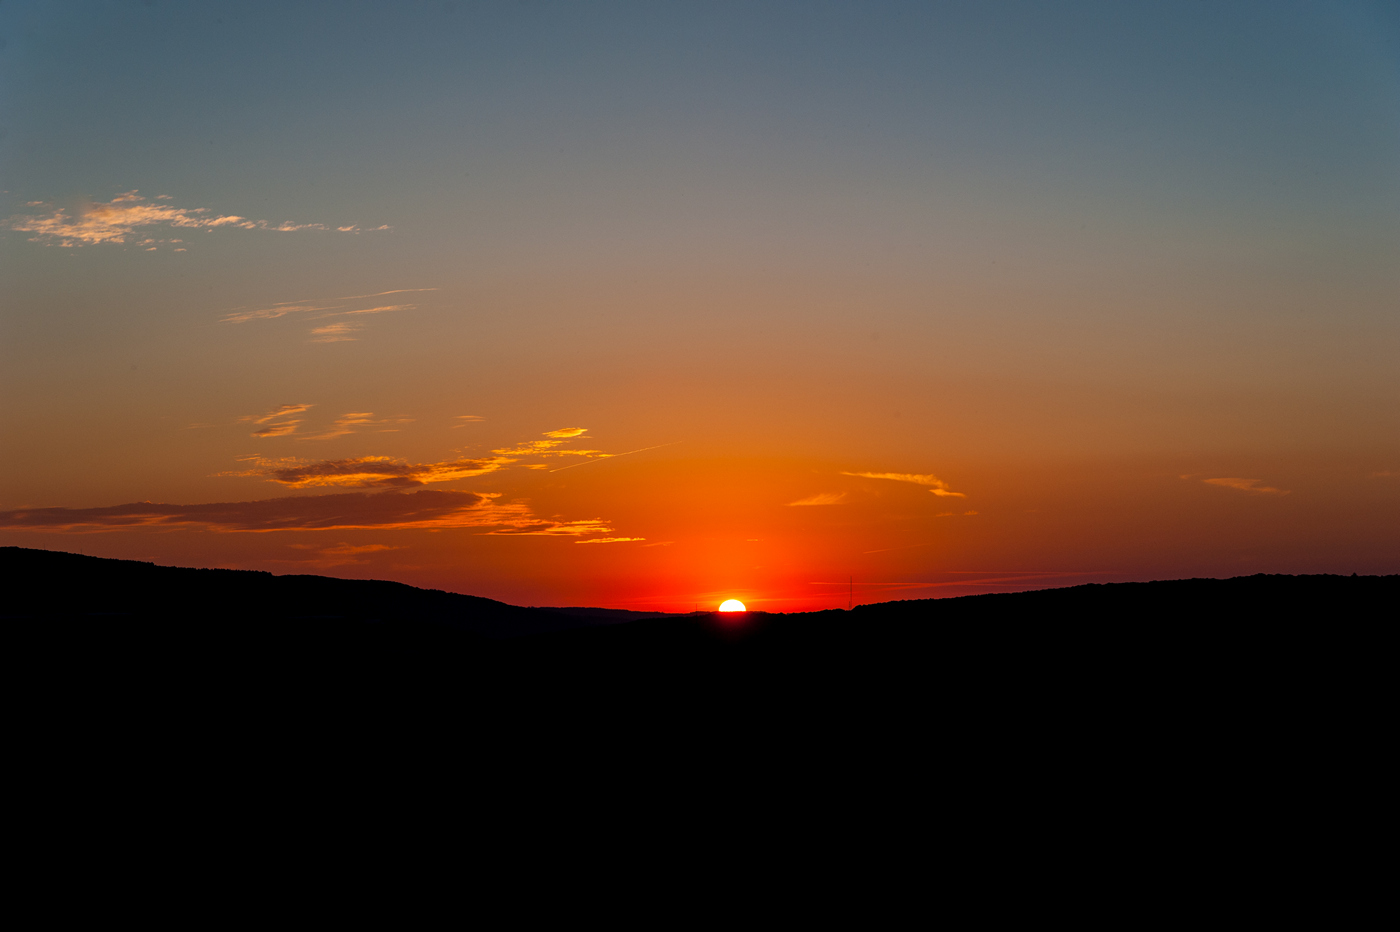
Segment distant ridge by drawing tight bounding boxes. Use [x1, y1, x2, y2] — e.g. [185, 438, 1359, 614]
[3, 546, 1392, 635]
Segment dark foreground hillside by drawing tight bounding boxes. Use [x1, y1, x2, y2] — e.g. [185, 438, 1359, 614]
[7, 542, 1393, 887]
[5, 546, 1393, 753]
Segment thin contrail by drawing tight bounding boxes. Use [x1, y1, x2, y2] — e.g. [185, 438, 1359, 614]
[549, 441, 682, 472]
[335, 288, 439, 299]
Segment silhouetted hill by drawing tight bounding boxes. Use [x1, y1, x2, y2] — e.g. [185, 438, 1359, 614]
[1, 546, 612, 638]
[6, 546, 1393, 752]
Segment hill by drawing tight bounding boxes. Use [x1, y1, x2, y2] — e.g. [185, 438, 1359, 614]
[5, 546, 1392, 745]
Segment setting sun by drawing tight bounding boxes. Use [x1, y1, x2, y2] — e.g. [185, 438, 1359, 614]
[1, 4, 1393, 617]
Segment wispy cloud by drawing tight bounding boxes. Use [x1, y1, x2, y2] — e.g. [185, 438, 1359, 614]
[237, 405, 411, 439]
[240, 403, 315, 438]
[0, 490, 610, 536]
[788, 492, 847, 506]
[336, 289, 438, 300]
[222, 303, 343, 324]
[223, 454, 513, 489]
[547, 441, 682, 472]
[575, 537, 646, 544]
[841, 471, 966, 497]
[309, 321, 364, 342]
[289, 542, 401, 567]
[492, 429, 602, 458]
[226, 426, 662, 487]
[299, 413, 414, 440]
[321, 543, 398, 556]
[1203, 477, 1289, 495]
[453, 415, 485, 427]
[336, 304, 414, 317]
[220, 288, 430, 341]
[7, 190, 387, 248]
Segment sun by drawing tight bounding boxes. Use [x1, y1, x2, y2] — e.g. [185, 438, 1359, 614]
[718, 599, 746, 612]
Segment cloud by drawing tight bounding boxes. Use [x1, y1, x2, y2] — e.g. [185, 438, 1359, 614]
[222, 303, 342, 324]
[225, 427, 659, 487]
[220, 290, 428, 342]
[238, 406, 411, 440]
[293, 542, 401, 566]
[574, 537, 646, 544]
[299, 413, 414, 441]
[452, 415, 485, 427]
[0, 490, 611, 536]
[547, 441, 682, 473]
[1203, 478, 1289, 495]
[492, 429, 604, 459]
[240, 403, 314, 438]
[788, 492, 847, 506]
[247, 405, 316, 423]
[1371, 470, 1398, 478]
[336, 304, 413, 317]
[841, 471, 966, 497]
[320, 543, 398, 556]
[337, 289, 439, 300]
[309, 321, 364, 342]
[223, 454, 513, 489]
[6, 191, 384, 248]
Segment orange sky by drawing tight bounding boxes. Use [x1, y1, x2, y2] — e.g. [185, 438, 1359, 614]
[2, 3, 1397, 605]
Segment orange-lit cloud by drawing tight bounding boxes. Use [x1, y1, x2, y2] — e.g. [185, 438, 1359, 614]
[0, 490, 611, 535]
[6, 191, 384, 247]
[299, 413, 415, 440]
[453, 415, 485, 427]
[240, 403, 315, 437]
[221, 291, 428, 343]
[788, 492, 847, 506]
[492, 429, 604, 458]
[309, 321, 364, 342]
[224, 454, 513, 488]
[238, 406, 412, 440]
[290, 542, 401, 566]
[1203, 477, 1289, 495]
[574, 537, 646, 544]
[226, 426, 625, 482]
[335, 304, 413, 317]
[840, 471, 966, 497]
[547, 441, 683, 472]
[321, 543, 397, 555]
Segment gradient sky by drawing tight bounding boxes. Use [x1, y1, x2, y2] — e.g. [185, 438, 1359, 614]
[2, 0, 1397, 610]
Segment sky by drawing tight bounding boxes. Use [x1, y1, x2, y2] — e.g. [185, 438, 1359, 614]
[1, 0, 1397, 610]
